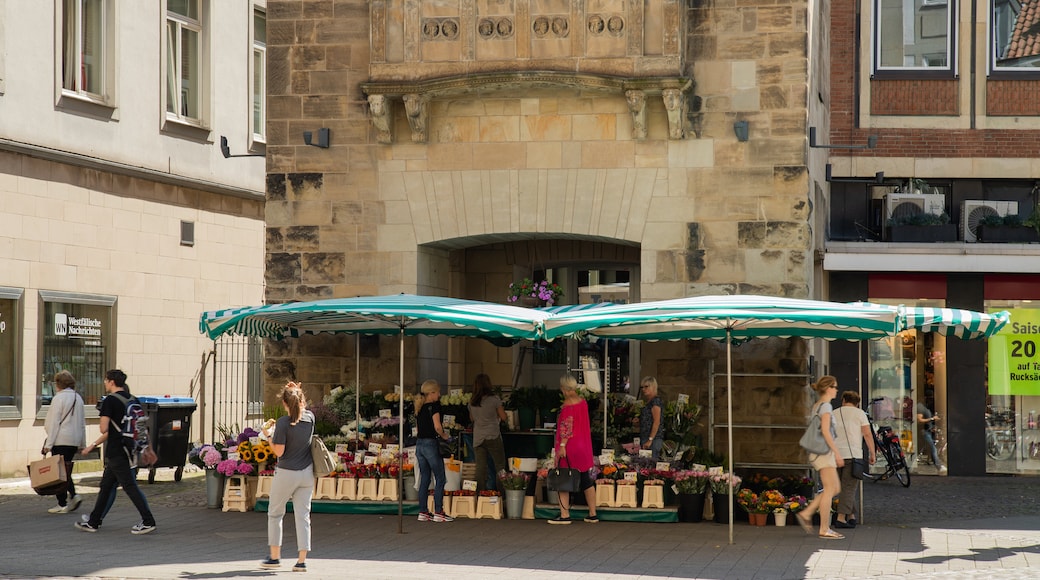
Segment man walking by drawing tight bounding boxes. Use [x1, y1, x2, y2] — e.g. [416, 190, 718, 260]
[75, 369, 157, 534]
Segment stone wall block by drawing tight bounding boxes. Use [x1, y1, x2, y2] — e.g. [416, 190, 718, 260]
[755, 7, 795, 32]
[765, 221, 809, 249]
[266, 252, 302, 285]
[265, 201, 293, 227]
[768, 32, 806, 58]
[285, 225, 320, 251]
[269, 47, 292, 96]
[292, 45, 327, 71]
[717, 35, 766, 59]
[266, 227, 286, 252]
[302, 252, 346, 284]
[737, 221, 766, 248]
[302, 95, 350, 118]
[759, 85, 788, 110]
[749, 139, 804, 165]
[288, 173, 324, 200]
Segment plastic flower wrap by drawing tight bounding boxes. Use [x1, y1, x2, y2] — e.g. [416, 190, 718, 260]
[499, 471, 530, 490]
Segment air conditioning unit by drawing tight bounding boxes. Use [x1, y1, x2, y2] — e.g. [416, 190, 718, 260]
[961, 200, 1019, 242]
[885, 193, 946, 221]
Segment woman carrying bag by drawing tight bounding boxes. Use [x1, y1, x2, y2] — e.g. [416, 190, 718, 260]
[260, 382, 314, 573]
[833, 390, 876, 528]
[42, 370, 86, 514]
[549, 374, 599, 525]
[795, 376, 845, 539]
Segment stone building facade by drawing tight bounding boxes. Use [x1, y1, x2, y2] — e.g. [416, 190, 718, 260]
[266, 0, 823, 465]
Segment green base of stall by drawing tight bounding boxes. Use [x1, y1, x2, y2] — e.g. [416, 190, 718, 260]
[254, 498, 677, 522]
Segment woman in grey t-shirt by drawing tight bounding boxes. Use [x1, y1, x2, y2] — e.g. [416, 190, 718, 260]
[468, 374, 508, 493]
[261, 382, 314, 572]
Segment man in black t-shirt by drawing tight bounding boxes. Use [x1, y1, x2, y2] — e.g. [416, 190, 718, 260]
[75, 369, 157, 534]
[916, 402, 946, 474]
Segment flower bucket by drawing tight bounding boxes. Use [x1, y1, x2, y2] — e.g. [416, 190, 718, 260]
[677, 492, 706, 523]
[774, 509, 788, 526]
[403, 475, 418, 501]
[205, 470, 225, 509]
[751, 512, 768, 526]
[504, 489, 525, 519]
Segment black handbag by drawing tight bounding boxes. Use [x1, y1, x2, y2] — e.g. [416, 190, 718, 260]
[438, 437, 454, 459]
[838, 408, 867, 480]
[546, 457, 581, 492]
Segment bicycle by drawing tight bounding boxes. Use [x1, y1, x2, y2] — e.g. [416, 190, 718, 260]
[985, 407, 1016, 461]
[863, 419, 911, 487]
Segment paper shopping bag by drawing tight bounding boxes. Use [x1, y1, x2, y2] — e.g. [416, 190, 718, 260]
[29, 455, 67, 489]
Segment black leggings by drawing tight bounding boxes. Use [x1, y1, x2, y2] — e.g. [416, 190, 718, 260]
[51, 445, 78, 504]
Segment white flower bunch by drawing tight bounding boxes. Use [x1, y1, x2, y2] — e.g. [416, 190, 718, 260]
[442, 392, 472, 406]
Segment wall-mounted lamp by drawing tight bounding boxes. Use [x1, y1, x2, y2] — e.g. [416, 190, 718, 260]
[825, 163, 886, 184]
[219, 136, 264, 159]
[733, 120, 749, 142]
[808, 127, 878, 149]
[303, 128, 330, 148]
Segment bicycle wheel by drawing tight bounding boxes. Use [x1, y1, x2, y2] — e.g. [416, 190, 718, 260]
[986, 431, 1014, 461]
[889, 442, 911, 487]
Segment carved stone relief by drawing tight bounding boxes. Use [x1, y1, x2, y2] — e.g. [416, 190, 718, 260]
[422, 18, 460, 41]
[368, 94, 393, 144]
[403, 93, 428, 143]
[478, 17, 515, 40]
[532, 16, 570, 39]
[625, 89, 647, 141]
[662, 88, 686, 140]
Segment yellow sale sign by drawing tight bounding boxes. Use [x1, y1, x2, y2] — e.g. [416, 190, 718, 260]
[988, 308, 1040, 396]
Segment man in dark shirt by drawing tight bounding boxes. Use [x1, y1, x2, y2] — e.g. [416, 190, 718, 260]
[75, 369, 157, 534]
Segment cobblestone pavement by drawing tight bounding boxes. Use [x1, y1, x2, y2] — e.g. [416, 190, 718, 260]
[2, 470, 1040, 580]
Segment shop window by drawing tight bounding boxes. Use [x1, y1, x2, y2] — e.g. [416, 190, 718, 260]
[991, 0, 1040, 74]
[985, 301, 1040, 474]
[873, 0, 954, 74]
[866, 298, 947, 475]
[0, 288, 23, 418]
[38, 291, 116, 417]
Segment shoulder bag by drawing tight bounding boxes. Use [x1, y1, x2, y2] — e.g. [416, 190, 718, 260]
[838, 408, 868, 480]
[546, 456, 581, 492]
[310, 434, 337, 478]
[799, 405, 831, 455]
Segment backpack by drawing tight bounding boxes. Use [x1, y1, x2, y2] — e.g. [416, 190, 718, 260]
[109, 392, 157, 468]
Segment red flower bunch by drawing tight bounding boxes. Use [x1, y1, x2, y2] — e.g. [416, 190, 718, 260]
[478, 490, 501, 496]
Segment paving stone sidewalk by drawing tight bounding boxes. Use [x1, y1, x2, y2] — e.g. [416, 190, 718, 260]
[2, 470, 1040, 580]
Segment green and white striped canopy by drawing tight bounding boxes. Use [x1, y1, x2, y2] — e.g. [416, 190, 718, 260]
[899, 306, 1010, 339]
[541, 295, 902, 342]
[199, 294, 550, 341]
[849, 303, 1011, 340]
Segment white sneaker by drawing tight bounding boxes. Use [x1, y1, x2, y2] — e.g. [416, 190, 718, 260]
[939, 466, 948, 474]
[69, 495, 83, 511]
[48, 504, 67, 514]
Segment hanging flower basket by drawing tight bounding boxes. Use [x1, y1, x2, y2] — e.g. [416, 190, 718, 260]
[507, 278, 564, 306]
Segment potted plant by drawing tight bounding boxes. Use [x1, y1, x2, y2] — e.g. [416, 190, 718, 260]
[507, 277, 564, 306]
[978, 213, 1040, 243]
[499, 471, 530, 519]
[709, 472, 742, 524]
[673, 470, 710, 522]
[886, 211, 958, 242]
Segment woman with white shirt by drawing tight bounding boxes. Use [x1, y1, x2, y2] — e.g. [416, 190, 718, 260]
[42, 370, 86, 514]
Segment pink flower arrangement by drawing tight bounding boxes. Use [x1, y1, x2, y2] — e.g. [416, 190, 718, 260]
[217, 458, 254, 477]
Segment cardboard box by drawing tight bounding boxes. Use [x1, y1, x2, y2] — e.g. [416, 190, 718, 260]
[29, 456, 66, 489]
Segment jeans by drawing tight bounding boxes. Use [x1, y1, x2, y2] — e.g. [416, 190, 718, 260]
[51, 446, 78, 505]
[649, 437, 664, 461]
[473, 436, 506, 492]
[920, 429, 943, 469]
[268, 467, 313, 552]
[88, 453, 154, 527]
[416, 438, 445, 513]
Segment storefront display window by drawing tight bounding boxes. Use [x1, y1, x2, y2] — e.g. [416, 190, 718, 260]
[0, 287, 22, 417]
[866, 299, 948, 475]
[38, 291, 115, 416]
[985, 302, 1040, 474]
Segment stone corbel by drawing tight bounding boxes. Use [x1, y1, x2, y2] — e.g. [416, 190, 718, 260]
[625, 89, 647, 141]
[662, 88, 686, 140]
[403, 93, 428, 143]
[367, 94, 393, 144]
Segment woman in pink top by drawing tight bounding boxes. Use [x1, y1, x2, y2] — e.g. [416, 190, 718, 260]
[550, 374, 599, 524]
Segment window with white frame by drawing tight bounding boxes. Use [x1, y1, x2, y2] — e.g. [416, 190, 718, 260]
[991, 0, 1040, 72]
[166, 0, 203, 123]
[61, 0, 107, 99]
[874, 0, 954, 72]
[252, 7, 266, 143]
